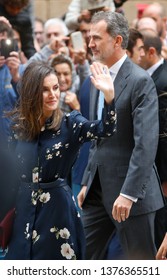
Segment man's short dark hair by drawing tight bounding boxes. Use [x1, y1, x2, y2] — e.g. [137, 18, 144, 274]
[127, 28, 143, 55]
[141, 30, 162, 56]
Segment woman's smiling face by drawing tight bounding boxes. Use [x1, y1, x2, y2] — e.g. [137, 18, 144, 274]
[42, 73, 60, 119]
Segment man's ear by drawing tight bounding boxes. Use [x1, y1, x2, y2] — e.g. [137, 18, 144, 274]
[149, 46, 156, 56]
[114, 35, 123, 48]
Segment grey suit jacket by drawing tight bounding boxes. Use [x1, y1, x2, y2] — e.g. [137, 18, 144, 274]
[82, 57, 164, 216]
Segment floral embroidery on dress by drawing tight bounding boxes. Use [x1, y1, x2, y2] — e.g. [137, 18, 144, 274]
[46, 154, 53, 160]
[39, 192, 50, 203]
[31, 189, 50, 205]
[53, 142, 62, 150]
[78, 122, 83, 128]
[32, 167, 39, 183]
[79, 136, 83, 142]
[45, 141, 65, 160]
[24, 223, 30, 239]
[61, 243, 75, 260]
[55, 173, 59, 179]
[31, 189, 42, 205]
[87, 131, 94, 138]
[50, 227, 76, 259]
[32, 230, 40, 244]
[24, 226, 40, 244]
[56, 151, 61, 157]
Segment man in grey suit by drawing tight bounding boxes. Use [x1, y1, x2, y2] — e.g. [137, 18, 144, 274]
[78, 11, 165, 260]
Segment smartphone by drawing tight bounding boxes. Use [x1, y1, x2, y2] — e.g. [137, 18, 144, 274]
[0, 38, 18, 58]
[88, 6, 105, 15]
[70, 31, 84, 50]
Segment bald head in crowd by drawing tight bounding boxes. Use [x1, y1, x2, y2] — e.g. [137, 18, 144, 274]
[136, 17, 158, 34]
[142, 2, 167, 39]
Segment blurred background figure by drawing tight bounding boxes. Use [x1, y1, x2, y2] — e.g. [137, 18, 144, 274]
[136, 17, 158, 34]
[0, 19, 23, 148]
[114, 0, 128, 14]
[65, 0, 115, 32]
[12, 25, 28, 63]
[125, 25, 167, 260]
[50, 54, 81, 114]
[44, 17, 69, 45]
[142, 2, 167, 45]
[135, 14, 167, 59]
[77, 18, 92, 63]
[139, 30, 167, 194]
[34, 17, 45, 52]
[141, 2, 167, 59]
[0, 0, 36, 59]
[138, 29, 167, 259]
[126, 28, 145, 65]
[136, 3, 148, 19]
[0, 19, 23, 259]
[27, 17, 70, 64]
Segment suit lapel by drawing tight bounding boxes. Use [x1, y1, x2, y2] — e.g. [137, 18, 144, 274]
[114, 57, 131, 103]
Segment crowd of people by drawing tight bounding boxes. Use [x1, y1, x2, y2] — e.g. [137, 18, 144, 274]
[0, 0, 167, 260]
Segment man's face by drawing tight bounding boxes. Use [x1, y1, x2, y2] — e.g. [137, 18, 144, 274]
[34, 21, 45, 47]
[138, 49, 151, 70]
[45, 24, 65, 44]
[128, 38, 145, 65]
[88, 20, 116, 66]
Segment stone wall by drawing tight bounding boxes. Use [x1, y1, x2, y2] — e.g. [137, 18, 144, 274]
[34, 0, 167, 24]
[34, 0, 71, 20]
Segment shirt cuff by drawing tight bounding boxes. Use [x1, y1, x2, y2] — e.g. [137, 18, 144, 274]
[120, 193, 138, 203]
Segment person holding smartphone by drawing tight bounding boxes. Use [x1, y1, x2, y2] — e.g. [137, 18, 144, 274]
[0, 0, 36, 59]
[0, 20, 23, 148]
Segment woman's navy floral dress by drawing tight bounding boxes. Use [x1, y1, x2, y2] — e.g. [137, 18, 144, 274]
[5, 103, 116, 260]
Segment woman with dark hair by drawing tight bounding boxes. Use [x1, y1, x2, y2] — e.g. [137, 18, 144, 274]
[5, 60, 116, 260]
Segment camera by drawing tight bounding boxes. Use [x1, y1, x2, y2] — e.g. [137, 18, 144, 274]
[0, 38, 19, 58]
